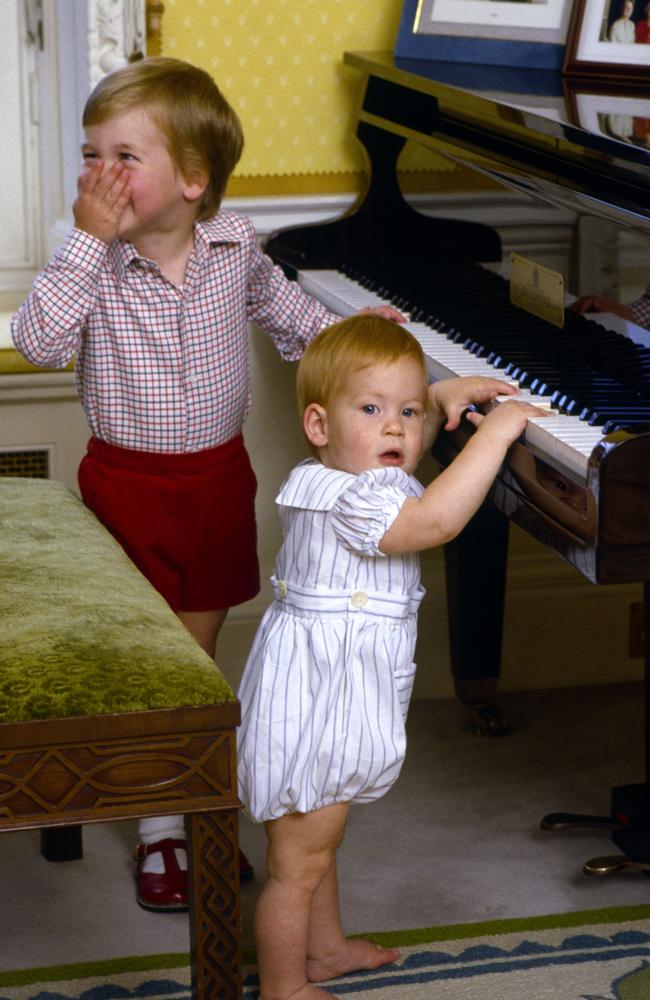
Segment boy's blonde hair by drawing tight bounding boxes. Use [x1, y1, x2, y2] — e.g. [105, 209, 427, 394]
[297, 314, 428, 455]
[83, 57, 243, 221]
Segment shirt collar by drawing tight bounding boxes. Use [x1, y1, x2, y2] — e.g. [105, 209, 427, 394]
[107, 239, 141, 283]
[195, 212, 249, 248]
[106, 212, 246, 282]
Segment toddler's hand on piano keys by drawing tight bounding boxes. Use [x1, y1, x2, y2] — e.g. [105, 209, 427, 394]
[465, 398, 549, 447]
[431, 375, 519, 431]
[357, 305, 407, 323]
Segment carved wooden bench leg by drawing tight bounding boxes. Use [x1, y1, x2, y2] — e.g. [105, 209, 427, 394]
[186, 809, 242, 1000]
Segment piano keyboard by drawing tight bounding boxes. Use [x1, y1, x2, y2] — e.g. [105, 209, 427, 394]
[298, 267, 642, 484]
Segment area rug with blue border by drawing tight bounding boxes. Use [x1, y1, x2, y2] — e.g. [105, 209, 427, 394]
[3, 905, 650, 999]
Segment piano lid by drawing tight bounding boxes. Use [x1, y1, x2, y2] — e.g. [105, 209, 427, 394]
[344, 51, 650, 238]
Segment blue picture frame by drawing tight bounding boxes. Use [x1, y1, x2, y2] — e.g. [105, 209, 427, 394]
[395, 0, 571, 70]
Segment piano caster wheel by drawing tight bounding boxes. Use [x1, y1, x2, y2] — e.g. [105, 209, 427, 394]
[583, 854, 650, 876]
[540, 812, 624, 832]
[464, 701, 509, 737]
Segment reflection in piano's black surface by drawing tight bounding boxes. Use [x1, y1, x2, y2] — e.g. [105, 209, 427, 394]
[395, 54, 650, 167]
[344, 52, 650, 230]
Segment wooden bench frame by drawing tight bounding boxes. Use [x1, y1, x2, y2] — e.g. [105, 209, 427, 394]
[1, 700, 242, 999]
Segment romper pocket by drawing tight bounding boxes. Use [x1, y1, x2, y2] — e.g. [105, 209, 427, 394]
[393, 661, 417, 721]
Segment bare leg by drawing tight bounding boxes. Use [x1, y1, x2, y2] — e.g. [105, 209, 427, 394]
[255, 805, 349, 1000]
[306, 858, 399, 983]
[177, 607, 228, 657]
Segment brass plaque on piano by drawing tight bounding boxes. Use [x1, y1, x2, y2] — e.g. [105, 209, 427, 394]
[509, 253, 565, 329]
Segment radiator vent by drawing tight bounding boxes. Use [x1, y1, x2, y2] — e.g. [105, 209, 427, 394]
[0, 446, 52, 479]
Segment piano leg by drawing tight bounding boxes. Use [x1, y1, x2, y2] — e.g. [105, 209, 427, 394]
[541, 580, 650, 877]
[444, 501, 509, 736]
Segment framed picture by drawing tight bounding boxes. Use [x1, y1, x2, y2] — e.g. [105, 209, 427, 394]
[395, 0, 573, 69]
[564, 0, 650, 80]
[566, 85, 650, 147]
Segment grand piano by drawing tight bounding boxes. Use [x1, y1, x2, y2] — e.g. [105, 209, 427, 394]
[264, 51, 650, 874]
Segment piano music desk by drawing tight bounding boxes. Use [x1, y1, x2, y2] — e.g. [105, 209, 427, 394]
[0, 478, 242, 999]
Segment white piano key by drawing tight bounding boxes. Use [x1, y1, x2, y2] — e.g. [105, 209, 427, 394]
[298, 270, 393, 315]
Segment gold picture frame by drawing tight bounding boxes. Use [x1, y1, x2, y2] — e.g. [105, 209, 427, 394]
[145, 0, 164, 56]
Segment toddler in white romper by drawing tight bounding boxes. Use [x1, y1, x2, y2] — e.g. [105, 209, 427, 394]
[237, 459, 426, 822]
[236, 313, 543, 1000]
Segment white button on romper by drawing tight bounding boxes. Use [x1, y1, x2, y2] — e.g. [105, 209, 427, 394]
[237, 460, 426, 823]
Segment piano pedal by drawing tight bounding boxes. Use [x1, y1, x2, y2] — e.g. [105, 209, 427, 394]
[464, 700, 509, 737]
[583, 854, 650, 876]
[540, 811, 625, 832]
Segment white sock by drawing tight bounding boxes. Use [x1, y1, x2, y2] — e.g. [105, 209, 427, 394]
[138, 815, 186, 874]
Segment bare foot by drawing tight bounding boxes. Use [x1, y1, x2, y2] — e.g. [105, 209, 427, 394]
[307, 938, 399, 983]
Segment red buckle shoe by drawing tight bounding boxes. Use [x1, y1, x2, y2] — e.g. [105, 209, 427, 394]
[135, 839, 254, 911]
[135, 838, 188, 912]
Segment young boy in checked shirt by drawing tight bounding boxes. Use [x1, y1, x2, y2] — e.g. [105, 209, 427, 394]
[12, 56, 402, 912]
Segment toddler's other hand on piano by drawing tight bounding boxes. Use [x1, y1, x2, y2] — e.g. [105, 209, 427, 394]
[430, 375, 519, 432]
[357, 305, 407, 323]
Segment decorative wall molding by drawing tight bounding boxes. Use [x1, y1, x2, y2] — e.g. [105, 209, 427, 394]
[87, 0, 146, 87]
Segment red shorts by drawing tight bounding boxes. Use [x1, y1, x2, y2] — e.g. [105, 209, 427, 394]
[78, 435, 259, 613]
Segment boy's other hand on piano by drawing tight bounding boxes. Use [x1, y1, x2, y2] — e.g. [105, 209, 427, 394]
[357, 305, 407, 323]
[431, 376, 519, 432]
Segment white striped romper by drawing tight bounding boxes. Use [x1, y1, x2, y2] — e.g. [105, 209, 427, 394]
[237, 459, 426, 823]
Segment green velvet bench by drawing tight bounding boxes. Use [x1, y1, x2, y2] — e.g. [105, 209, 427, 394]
[0, 478, 242, 999]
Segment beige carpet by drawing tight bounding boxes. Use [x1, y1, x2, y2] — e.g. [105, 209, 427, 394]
[3, 906, 650, 999]
[3, 688, 650, 977]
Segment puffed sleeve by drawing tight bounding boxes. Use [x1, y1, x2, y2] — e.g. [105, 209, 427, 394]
[329, 468, 423, 557]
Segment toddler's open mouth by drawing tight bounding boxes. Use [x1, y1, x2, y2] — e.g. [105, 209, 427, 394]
[380, 450, 403, 465]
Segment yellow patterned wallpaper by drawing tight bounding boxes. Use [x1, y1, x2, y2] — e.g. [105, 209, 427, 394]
[161, 0, 475, 196]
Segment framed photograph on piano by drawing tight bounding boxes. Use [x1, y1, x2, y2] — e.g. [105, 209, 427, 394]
[395, 0, 573, 69]
[564, 0, 650, 81]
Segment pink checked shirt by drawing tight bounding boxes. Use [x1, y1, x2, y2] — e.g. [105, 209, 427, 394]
[12, 212, 339, 453]
[630, 286, 650, 331]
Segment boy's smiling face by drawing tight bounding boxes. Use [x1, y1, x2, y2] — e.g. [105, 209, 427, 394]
[82, 107, 204, 247]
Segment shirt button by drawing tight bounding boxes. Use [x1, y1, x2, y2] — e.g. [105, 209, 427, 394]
[277, 580, 287, 599]
[187, 374, 198, 385]
[350, 590, 368, 609]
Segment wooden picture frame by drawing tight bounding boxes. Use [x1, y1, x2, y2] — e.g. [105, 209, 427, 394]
[564, 0, 650, 81]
